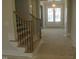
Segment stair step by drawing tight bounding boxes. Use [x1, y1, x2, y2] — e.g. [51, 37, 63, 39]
[10, 41, 25, 53]
[16, 47, 25, 53]
[9, 40, 18, 42]
[10, 41, 18, 47]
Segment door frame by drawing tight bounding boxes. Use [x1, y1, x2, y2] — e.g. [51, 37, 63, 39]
[45, 3, 64, 28]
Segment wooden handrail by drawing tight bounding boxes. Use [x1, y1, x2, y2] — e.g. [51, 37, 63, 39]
[13, 11, 32, 22]
[30, 13, 41, 20]
[14, 11, 41, 21]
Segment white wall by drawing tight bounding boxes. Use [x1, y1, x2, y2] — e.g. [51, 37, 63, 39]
[2, 56, 8, 59]
[2, 0, 33, 56]
[2, 0, 26, 55]
[41, 1, 65, 28]
[67, 0, 73, 35]
[2, 0, 16, 52]
[64, 0, 67, 34]
[71, 0, 76, 47]
[40, 1, 46, 28]
[67, 0, 76, 47]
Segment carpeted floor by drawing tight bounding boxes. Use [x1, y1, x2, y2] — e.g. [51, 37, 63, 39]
[33, 28, 75, 59]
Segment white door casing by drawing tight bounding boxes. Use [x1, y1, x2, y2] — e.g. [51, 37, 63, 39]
[45, 4, 64, 27]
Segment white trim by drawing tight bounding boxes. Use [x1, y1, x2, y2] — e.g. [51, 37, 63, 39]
[2, 50, 32, 58]
[33, 39, 44, 56]
[64, 32, 71, 37]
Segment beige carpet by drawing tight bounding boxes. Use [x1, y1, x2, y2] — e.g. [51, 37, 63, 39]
[33, 28, 75, 59]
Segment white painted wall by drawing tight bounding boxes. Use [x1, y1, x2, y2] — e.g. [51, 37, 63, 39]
[71, 0, 76, 48]
[40, 1, 46, 28]
[40, 1, 65, 28]
[2, 0, 16, 50]
[64, 0, 67, 34]
[2, 56, 8, 59]
[2, 0, 25, 55]
[67, 0, 76, 47]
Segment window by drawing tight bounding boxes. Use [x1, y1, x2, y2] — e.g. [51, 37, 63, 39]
[48, 8, 61, 22]
[48, 8, 54, 22]
[55, 8, 61, 22]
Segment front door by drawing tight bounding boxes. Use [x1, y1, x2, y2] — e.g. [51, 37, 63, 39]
[46, 5, 64, 27]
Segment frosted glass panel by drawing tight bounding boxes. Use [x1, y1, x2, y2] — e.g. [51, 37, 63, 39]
[55, 8, 61, 22]
[48, 8, 54, 22]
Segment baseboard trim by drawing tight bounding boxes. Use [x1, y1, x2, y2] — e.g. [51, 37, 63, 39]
[32, 39, 43, 56]
[64, 33, 71, 38]
[2, 50, 32, 58]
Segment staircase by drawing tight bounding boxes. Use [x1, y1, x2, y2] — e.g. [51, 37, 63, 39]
[9, 11, 41, 55]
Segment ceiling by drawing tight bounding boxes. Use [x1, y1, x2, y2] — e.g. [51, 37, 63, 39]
[40, 0, 63, 2]
[40, 0, 65, 5]
[48, 0, 62, 1]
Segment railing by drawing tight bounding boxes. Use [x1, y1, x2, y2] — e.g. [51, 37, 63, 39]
[30, 14, 41, 49]
[14, 11, 41, 53]
[30, 14, 41, 39]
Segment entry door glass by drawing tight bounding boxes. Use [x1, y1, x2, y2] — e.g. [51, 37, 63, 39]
[48, 8, 54, 22]
[55, 8, 61, 22]
[48, 8, 61, 23]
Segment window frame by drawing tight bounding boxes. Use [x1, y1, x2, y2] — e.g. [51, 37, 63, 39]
[47, 7, 62, 23]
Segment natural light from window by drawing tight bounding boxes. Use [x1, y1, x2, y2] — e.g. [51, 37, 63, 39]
[55, 8, 61, 22]
[48, 8, 54, 22]
[48, 8, 61, 22]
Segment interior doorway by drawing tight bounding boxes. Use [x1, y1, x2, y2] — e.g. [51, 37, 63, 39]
[46, 4, 64, 27]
